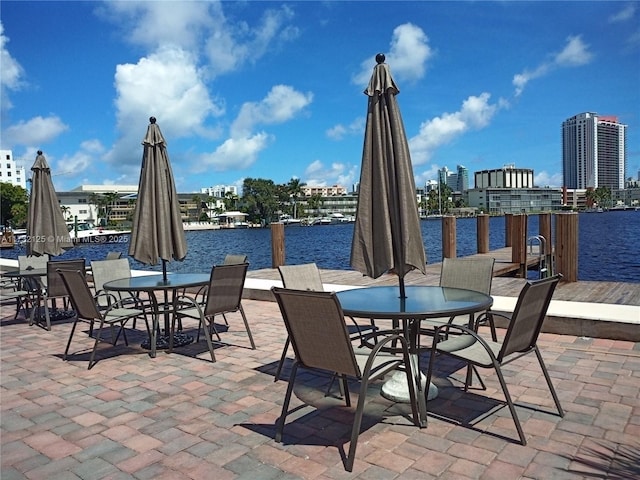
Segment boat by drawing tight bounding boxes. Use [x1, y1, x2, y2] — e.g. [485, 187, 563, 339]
[217, 211, 251, 229]
[328, 212, 355, 224]
[279, 214, 302, 227]
[1, 229, 16, 249]
[67, 221, 131, 244]
[310, 217, 332, 226]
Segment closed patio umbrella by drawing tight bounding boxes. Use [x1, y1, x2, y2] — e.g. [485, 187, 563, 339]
[350, 54, 426, 298]
[26, 151, 73, 256]
[128, 117, 187, 281]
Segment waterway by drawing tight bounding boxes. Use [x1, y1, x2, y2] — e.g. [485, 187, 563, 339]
[2, 210, 638, 283]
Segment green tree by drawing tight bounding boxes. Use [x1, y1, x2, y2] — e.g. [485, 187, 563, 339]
[286, 177, 306, 218]
[0, 183, 29, 227]
[306, 194, 323, 215]
[60, 205, 70, 221]
[223, 191, 238, 211]
[241, 177, 279, 224]
[585, 187, 596, 208]
[595, 186, 611, 209]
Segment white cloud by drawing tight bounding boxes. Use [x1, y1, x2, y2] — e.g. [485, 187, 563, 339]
[231, 85, 312, 137]
[534, 171, 563, 188]
[56, 139, 107, 175]
[101, 1, 215, 51]
[553, 35, 593, 67]
[303, 159, 356, 187]
[609, 3, 637, 23]
[326, 116, 364, 141]
[196, 133, 272, 172]
[204, 4, 297, 76]
[409, 93, 500, 165]
[353, 23, 433, 86]
[198, 84, 311, 172]
[0, 22, 25, 112]
[106, 46, 223, 167]
[415, 164, 442, 188]
[513, 35, 593, 96]
[2, 116, 69, 148]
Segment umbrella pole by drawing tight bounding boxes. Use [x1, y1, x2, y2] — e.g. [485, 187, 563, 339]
[399, 277, 406, 299]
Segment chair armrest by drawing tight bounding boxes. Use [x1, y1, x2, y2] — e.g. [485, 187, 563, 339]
[431, 323, 499, 364]
[174, 294, 205, 319]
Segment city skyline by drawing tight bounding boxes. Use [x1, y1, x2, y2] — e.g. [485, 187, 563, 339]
[1, 2, 638, 194]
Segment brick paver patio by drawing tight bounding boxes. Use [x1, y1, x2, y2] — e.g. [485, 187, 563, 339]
[1, 298, 639, 479]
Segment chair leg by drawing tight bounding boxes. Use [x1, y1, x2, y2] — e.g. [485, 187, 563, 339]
[63, 317, 80, 360]
[534, 346, 564, 417]
[88, 319, 107, 370]
[200, 316, 216, 362]
[275, 361, 298, 443]
[238, 304, 255, 349]
[345, 372, 373, 472]
[274, 337, 290, 382]
[492, 362, 527, 445]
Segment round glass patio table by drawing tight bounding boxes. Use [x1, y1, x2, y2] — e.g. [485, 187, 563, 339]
[336, 285, 493, 426]
[104, 273, 209, 358]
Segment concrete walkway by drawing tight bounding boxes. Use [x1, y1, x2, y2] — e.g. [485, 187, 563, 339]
[1, 296, 639, 479]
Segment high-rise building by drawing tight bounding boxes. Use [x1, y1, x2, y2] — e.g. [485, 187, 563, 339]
[456, 164, 469, 191]
[562, 112, 627, 190]
[0, 150, 27, 189]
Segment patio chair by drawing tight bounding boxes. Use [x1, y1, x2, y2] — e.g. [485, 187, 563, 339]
[435, 256, 496, 339]
[271, 287, 420, 472]
[91, 258, 149, 335]
[0, 282, 37, 320]
[274, 263, 325, 381]
[223, 254, 248, 265]
[35, 259, 86, 330]
[105, 251, 122, 260]
[174, 263, 255, 362]
[57, 268, 149, 369]
[18, 254, 49, 288]
[274, 264, 380, 382]
[425, 274, 564, 446]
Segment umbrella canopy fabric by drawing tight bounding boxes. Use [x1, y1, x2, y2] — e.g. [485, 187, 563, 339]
[350, 55, 426, 294]
[26, 151, 73, 256]
[128, 117, 187, 276]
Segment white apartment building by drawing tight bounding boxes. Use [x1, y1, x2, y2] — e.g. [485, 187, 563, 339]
[562, 112, 627, 190]
[0, 150, 27, 189]
[201, 185, 238, 198]
[302, 185, 347, 196]
[58, 185, 139, 224]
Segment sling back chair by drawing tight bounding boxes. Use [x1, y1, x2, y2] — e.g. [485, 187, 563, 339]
[58, 268, 149, 369]
[174, 263, 255, 362]
[34, 259, 86, 330]
[272, 287, 420, 472]
[425, 274, 564, 445]
[439, 257, 496, 339]
[274, 263, 379, 382]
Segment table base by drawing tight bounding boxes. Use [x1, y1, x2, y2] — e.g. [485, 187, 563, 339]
[30, 307, 76, 323]
[141, 333, 194, 350]
[381, 371, 438, 403]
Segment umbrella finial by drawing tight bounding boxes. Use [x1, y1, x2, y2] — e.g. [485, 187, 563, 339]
[376, 53, 385, 64]
[149, 116, 157, 124]
[37, 150, 43, 156]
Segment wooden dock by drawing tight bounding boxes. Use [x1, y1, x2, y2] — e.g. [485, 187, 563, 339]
[246, 246, 640, 305]
[246, 246, 639, 341]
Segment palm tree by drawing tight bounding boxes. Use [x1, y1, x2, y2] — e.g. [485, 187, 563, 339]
[286, 177, 306, 219]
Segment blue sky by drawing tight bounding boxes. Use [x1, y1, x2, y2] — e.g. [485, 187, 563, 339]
[1, 1, 638, 194]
